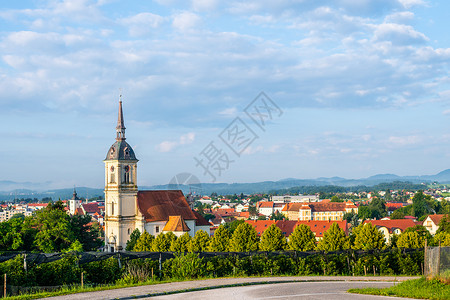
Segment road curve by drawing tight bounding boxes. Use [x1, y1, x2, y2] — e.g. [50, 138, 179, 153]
[44, 276, 420, 300]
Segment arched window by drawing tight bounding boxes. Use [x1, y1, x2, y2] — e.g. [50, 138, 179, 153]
[111, 202, 115, 216]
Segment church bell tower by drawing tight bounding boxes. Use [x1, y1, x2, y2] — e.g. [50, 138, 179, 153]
[104, 98, 138, 252]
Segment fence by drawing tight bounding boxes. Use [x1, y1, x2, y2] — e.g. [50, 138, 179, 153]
[424, 246, 450, 280]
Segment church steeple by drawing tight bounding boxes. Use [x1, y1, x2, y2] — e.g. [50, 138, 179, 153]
[116, 98, 126, 141]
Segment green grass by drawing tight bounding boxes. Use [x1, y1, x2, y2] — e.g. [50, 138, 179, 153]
[348, 277, 450, 300]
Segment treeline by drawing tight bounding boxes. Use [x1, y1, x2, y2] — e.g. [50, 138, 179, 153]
[269, 181, 427, 195]
[126, 218, 450, 255]
[0, 201, 102, 252]
[0, 249, 424, 289]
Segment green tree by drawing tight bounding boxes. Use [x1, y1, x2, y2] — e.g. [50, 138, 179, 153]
[434, 231, 450, 246]
[403, 225, 433, 245]
[208, 225, 230, 252]
[358, 206, 372, 220]
[69, 215, 103, 251]
[187, 230, 210, 252]
[397, 231, 424, 248]
[352, 223, 386, 250]
[436, 215, 450, 234]
[316, 222, 348, 251]
[63, 240, 83, 252]
[133, 231, 155, 251]
[170, 232, 192, 252]
[126, 229, 141, 251]
[269, 211, 284, 220]
[330, 195, 343, 202]
[259, 223, 287, 251]
[32, 201, 75, 252]
[224, 219, 244, 234]
[288, 224, 316, 251]
[229, 222, 259, 251]
[390, 209, 406, 219]
[412, 191, 432, 219]
[152, 232, 177, 252]
[369, 197, 387, 219]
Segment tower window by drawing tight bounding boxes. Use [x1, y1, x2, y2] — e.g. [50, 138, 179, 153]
[111, 203, 115, 216]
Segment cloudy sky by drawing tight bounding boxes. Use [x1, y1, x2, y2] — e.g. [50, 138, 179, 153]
[1, 0, 450, 189]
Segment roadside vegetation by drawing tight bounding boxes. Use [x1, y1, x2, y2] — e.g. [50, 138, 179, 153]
[348, 277, 450, 300]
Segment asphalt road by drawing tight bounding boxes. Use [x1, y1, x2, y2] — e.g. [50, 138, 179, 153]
[45, 276, 420, 300]
[151, 281, 415, 300]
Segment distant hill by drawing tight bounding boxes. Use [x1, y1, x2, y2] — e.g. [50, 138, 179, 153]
[1, 169, 449, 200]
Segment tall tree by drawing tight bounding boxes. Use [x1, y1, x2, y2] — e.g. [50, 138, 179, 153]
[436, 215, 450, 234]
[288, 224, 316, 251]
[126, 229, 141, 251]
[259, 224, 287, 251]
[170, 232, 192, 252]
[316, 222, 348, 251]
[152, 232, 177, 252]
[352, 223, 386, 250]
[369, 197, 387, 219]
[412, 191, 431, 219]
[208, 225, 230, 252]
[397, 231, 424, 248]
[229, 222, 259, 252]
[133, 231, 155, 251]
[187, 230, 210, 252]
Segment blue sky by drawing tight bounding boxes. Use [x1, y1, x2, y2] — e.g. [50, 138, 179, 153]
[1, 0, 450, 189]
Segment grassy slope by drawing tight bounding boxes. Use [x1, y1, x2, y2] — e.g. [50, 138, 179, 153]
[348, 277, 450, 300]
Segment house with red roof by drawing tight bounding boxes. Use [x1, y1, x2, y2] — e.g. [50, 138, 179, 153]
[423, 214, 449, 235]
[363, 219, 419, 243]
[283, 201, 357, 221]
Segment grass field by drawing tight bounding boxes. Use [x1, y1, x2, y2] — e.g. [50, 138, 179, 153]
[348, 277, 450, 300]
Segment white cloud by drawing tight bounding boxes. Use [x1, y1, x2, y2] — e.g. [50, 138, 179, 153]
[373, 23, 429, 45]
[120, 13, 165, 37]
[192, 0, 218, 11]
[180, 132, 195, 144]
[156, 141, 178, 152]
[172, 11, 201, 32]
[388, 135, 422, 146]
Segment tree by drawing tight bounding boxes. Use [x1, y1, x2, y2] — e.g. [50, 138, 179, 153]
[248, 206, 258, 218]
[436, 215, 450, 234]
[152, 232, 176, 252]
[352, 223, 386, 250]
[208, 225, 230, 252]
[397, 231, 424, 248]
[288, 224, 316, 251]
[32, 201, 75, 252]
[224, 219, 244, 234]
[70, 215, 103, 251]
[170, 232, 192, 252]
[269, 211, 284, 220]
[133, 231, 155, 251]
[412, 191, 432, 219]
[403, 225, 433, 245]
[229, 222, 259, 252]
[390, 209, 405, 220]
[434, 232, 450, 246]
[330, 195, 343, 203]
[369, 197, 387, 219]
[358, 206, 372, 220]
[126, 229, 141, 251]
[187, 230, 210, 252]
[259, 224, 287, 251]
[63, 240, 83, 252]
[316, 223, 348, 251]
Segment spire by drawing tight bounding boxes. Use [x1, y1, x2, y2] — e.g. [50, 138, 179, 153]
[116, 94, 126, 141]
[72, 186, 78, 200]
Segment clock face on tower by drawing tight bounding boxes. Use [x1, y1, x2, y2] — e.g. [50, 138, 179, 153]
[110, 166, 115, 172]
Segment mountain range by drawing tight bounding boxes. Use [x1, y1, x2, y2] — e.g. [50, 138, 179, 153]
[1, 169, 449, 201]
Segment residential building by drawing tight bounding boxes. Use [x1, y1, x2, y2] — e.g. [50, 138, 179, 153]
[282, 201, 357, 221]
[423, 214, 448, 235]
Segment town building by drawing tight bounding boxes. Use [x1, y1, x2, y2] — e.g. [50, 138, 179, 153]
[104, 100, 209, 252]
[282, 201, 358, 221]
[363, 219, 419, 244]
[423, 214, 448, 235]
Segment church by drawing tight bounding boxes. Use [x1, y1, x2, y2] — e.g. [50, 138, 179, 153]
[104, 100, 210, 252]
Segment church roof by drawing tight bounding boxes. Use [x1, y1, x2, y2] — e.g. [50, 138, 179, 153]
[137, 190, 198, 222]
[163, 215, 191, 232]
[105, 100, 137, 161]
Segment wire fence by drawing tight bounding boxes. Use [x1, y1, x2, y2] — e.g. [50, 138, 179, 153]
[424, 246, 450, 280]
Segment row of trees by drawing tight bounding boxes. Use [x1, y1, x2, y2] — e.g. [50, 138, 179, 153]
[0, 201, 102, 252]
[126, 217, 450, 254]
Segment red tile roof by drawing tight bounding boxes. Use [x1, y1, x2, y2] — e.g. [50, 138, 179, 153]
[428, 214, 448, 225]
[137, 190, 197, 222]
[258, 201, 274, 208]
[192, 210, 211, 226]
[163, 216, 191, 232]
[246, 220, 276, 236]
[363, 219, 418, 233]
[81, 202, 101, 215]
[245, 220, 348, 238]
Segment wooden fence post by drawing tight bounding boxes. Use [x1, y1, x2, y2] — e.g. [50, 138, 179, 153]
[81, 272, 84, 289]
[3, 273, 6, 298]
